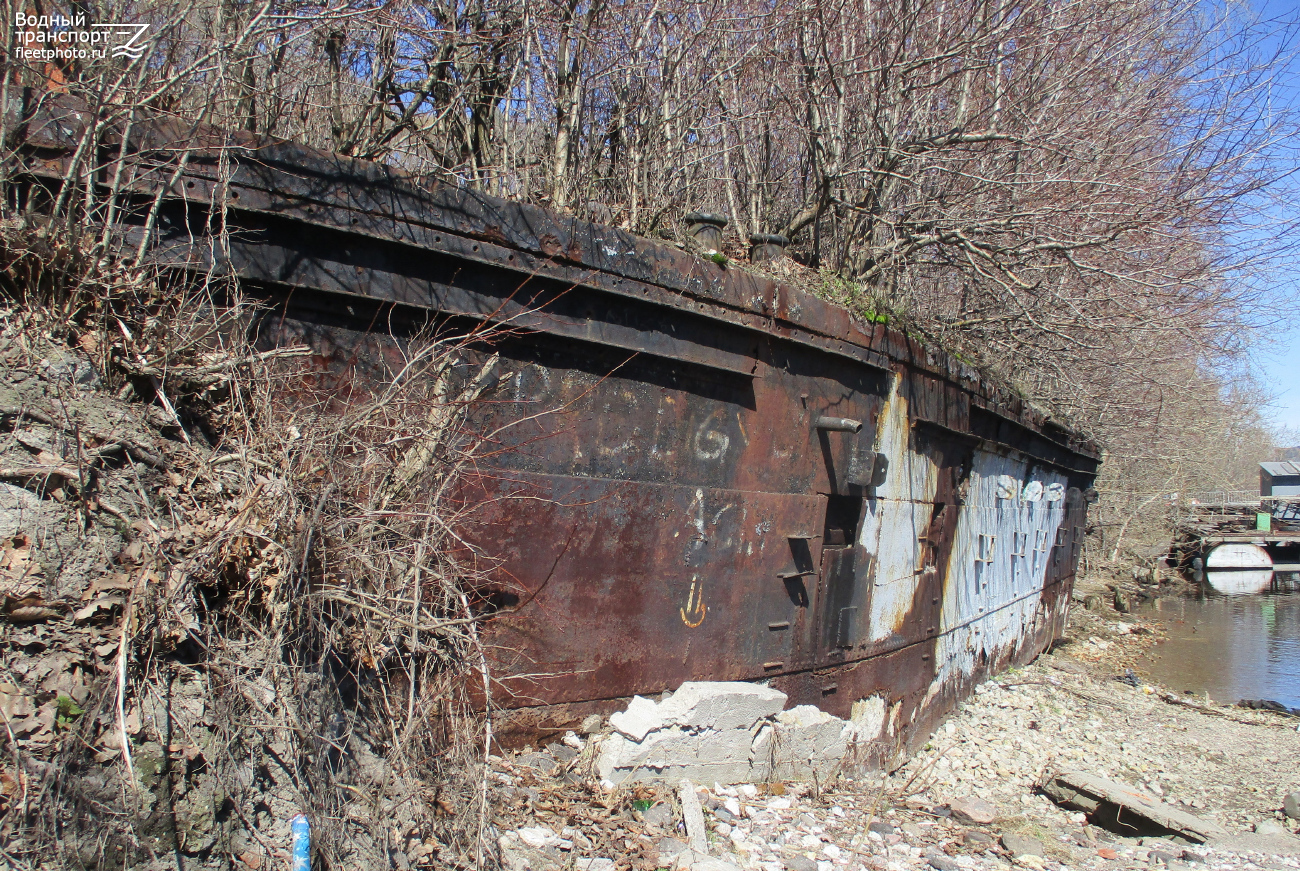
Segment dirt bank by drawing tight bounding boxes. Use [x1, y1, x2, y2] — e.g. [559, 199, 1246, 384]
[0, 293, 489, 870]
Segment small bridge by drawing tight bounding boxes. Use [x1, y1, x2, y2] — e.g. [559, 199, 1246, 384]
[1173, 492, 1300, 572]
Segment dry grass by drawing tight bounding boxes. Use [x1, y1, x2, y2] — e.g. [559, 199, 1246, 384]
[0, 216, 503, 869]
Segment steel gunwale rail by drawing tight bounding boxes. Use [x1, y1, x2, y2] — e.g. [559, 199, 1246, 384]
[7, 96, 1099, 467]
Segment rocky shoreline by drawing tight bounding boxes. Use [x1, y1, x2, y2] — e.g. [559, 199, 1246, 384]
[487, 584, 1300, 871]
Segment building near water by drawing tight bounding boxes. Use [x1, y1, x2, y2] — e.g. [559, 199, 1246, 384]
[1260, 462, 1300, 498]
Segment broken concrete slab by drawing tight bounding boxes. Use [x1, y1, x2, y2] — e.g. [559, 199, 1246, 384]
[679, 780, 709, 854]
[638, 726, 755, 771]
[599, 727, 758, 785]
[599, 683, 788, 784]
[598, 682, 865, 785]
[657, 682, 787, 732]
[768, 705, 849, 779]
[750, 710, 850, 781]
[1041, 770, 1227, 843]
[611, 683, 787, 743]
[610, 695, 662, 742]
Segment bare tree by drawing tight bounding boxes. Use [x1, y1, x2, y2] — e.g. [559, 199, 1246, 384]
[4, 0, 1294, 543]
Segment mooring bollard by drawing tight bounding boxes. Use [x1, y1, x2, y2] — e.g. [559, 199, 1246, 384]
[291, 814, 310, 871]
[748, 232, 790, 262]
[683, 212, 728, 253]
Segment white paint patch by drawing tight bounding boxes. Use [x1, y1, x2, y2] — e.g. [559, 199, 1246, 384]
[860, 373, 941, 641]
[933, 451, 1068, 682]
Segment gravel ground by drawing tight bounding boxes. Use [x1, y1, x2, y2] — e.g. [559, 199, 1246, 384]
[490, 590, 1300, 871]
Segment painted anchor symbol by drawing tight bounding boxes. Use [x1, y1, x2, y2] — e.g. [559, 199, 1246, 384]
[680, 576, 707, 628]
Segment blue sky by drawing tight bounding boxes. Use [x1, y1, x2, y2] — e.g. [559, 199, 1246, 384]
[1261, 331, 1300, 437]
[1238, 1, 1300, 442]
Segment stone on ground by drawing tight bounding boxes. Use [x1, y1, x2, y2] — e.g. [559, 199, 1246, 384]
[1001, 833, 1045, 857]
[688, 858, 741, 871]
[947, 797, 999, 825]
[498, 831, 563, 871]
[657, 837, 687, 860]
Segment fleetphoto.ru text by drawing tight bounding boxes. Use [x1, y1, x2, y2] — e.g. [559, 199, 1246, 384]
[14, 12, 149, 62]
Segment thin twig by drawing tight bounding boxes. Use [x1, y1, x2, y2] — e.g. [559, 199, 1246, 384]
[0, 465, 81, 482]
[116, 596, 137, 796]
[116, 318, 190, 445]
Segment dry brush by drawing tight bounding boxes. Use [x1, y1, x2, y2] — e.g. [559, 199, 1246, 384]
[0, 217, 508, 869]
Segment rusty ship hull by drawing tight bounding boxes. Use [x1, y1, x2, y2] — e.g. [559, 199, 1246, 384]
[13, 101, 1100, 755]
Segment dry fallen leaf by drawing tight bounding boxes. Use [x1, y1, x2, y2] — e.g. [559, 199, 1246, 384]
[123, 707, 142, 734]
[72, 594, 125, 625]
[6, 603, 61, 623]
[0, 534, 39, 582]
[0, 682, 35, 721]
[83, 572, 133, 600]
[119, 540, 145, 565]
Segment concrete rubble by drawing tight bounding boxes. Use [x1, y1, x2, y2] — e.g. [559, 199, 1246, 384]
[490, 601, 1300, 871]
[596, 682, 883, 785]
[681, 778, 711, 853]
[1041, 770, 1227, 843]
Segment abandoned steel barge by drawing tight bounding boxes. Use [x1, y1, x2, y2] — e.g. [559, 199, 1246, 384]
[14, 100, 1100, 756]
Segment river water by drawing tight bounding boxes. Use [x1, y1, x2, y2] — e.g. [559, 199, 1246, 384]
[1132, 574, 1300, 710]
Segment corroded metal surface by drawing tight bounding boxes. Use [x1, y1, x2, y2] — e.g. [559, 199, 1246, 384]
[11, 97, 1100, 756]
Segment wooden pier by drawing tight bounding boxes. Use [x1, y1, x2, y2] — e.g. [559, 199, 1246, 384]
[1173, 491, 1300, 567]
